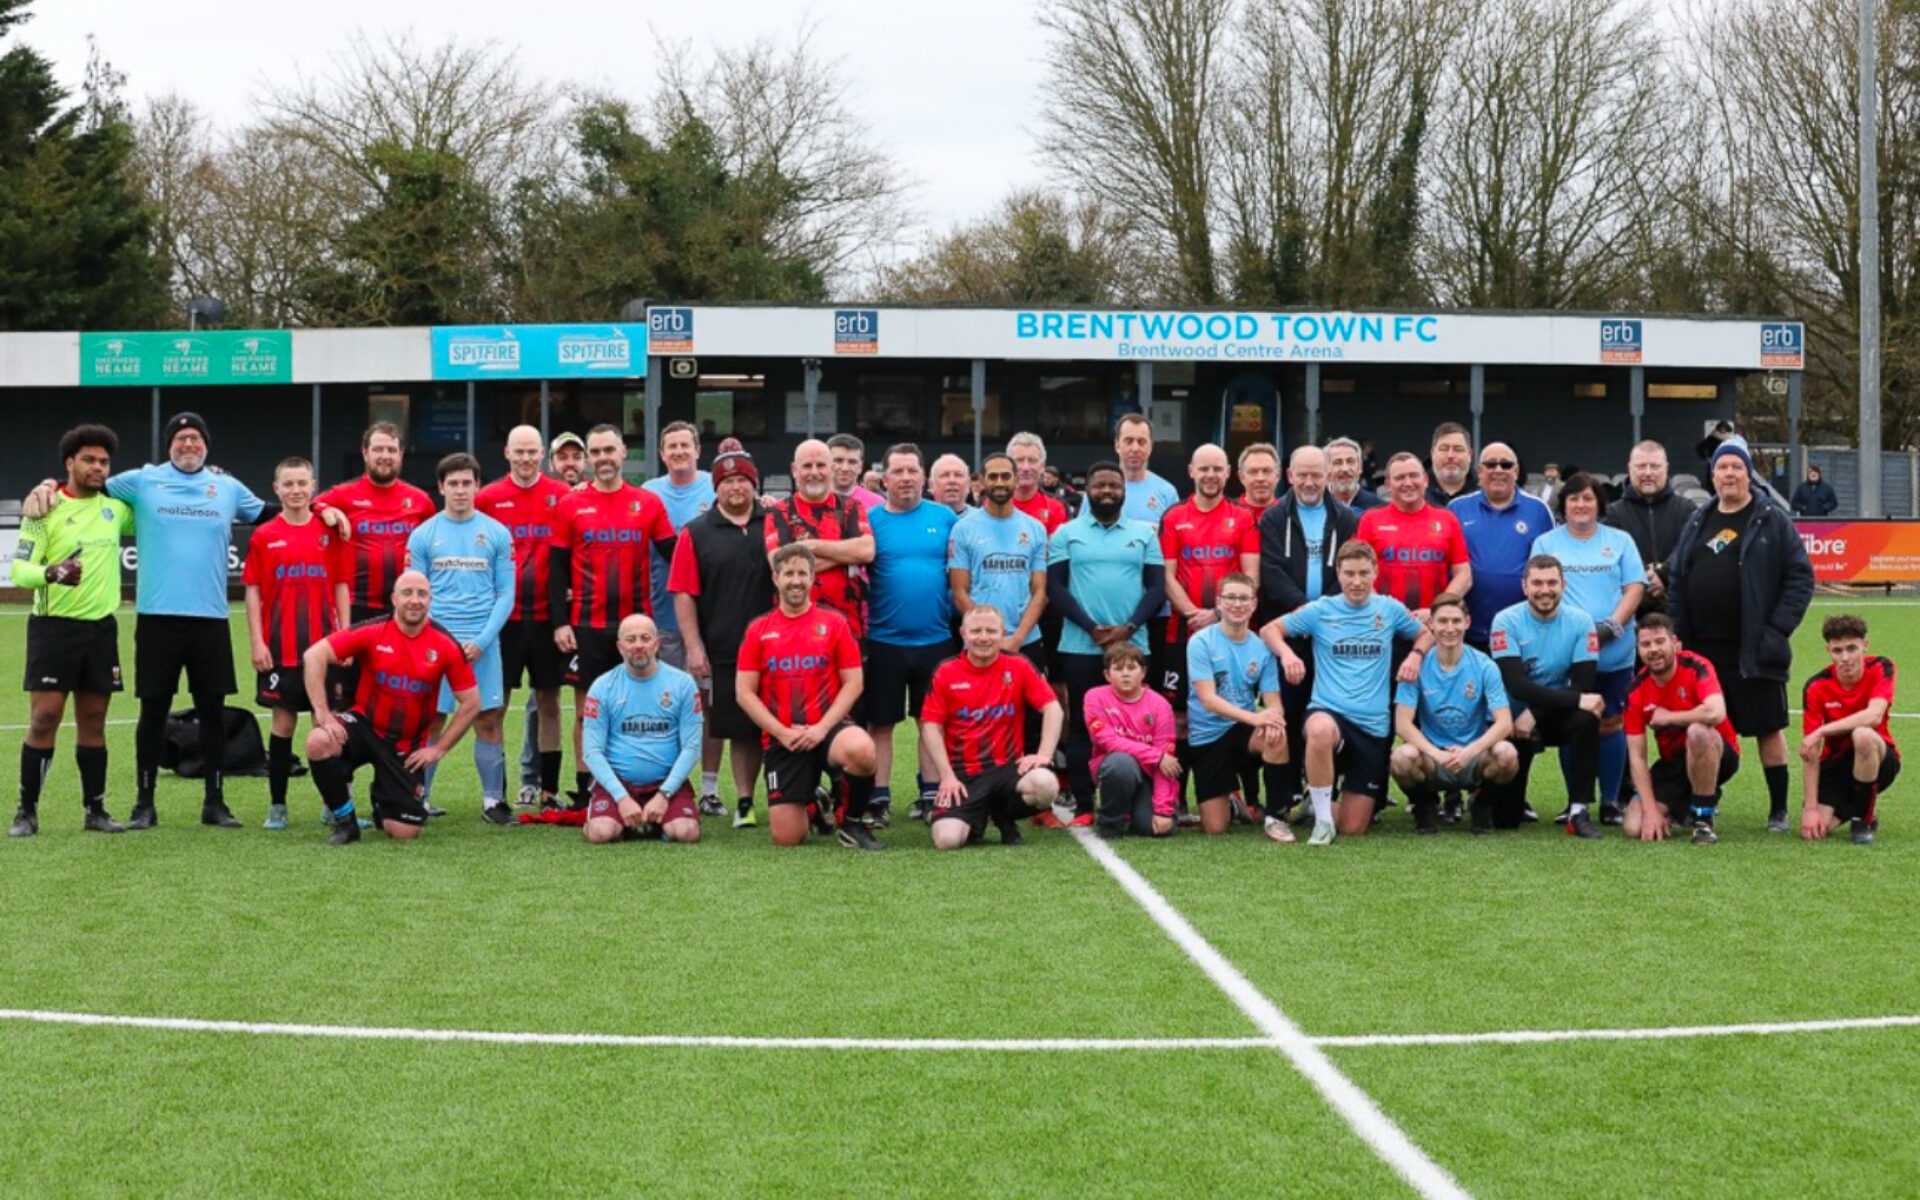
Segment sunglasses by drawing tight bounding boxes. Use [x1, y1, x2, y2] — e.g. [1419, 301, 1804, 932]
[1480, 459, 1517, 470]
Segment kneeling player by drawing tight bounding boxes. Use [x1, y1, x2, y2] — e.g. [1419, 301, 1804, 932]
[1389, 593, 1518, 834]
[1187, 573, 1288, 837]
[1620, 615, 1741, 844]
[1262, 541, 1428, 844]
[1800, 614, 1899, 845]
[244, 457, 349, 830]
[735, 545, 884, 850]
[921, 606, 1064, 850]
[581, 614, 702, 845]
[302, 571, 480, 844]
[1085, 642, 1180, 837]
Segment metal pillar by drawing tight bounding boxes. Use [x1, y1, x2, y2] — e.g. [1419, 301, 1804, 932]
[1470, 364, 1487, 449]
[803, 359, 822, 437]
[539, 380, 551, 449]
[465, 381, 476, 452]
[970, 359, 986, 469]
[1628, 367, 1645, 447]
[644, 361, 663, 481]
[1136, 362, 1154, 418]
[311, 384, 322, 470]
[150, 387, 161, 462]
[1304, 363, 1321, 445]
[1788, 372, 1804, 486]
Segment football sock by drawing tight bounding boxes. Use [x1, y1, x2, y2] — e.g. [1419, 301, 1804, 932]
[1849, 776, 1877, 824]
[700, 769, 719, 797]
[1690, 794, 1717, 824]
[843, 772, 875, 823]
[312, 756, 352, 814]
[1764, 764, 1789, 819]
[267, 734, 294, 805]
[575, 769, 593, 800]
[136, 696, 169, 801]
[195, 700, 225, 807]
[476, 738, 507, 808]
[76, 745, 107, 812]
[19, 743, 51, 811]
[1597, 731, 1626, 804]
[539, 751, 562, 797]
[1309, 785, 1333, 824]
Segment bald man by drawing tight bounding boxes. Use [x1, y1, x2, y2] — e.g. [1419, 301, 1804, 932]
[763, 438, 875, 641]
[580, 615, 703, 845]
[303, 570, 480, 844]
[1448, 441, 1554, 654]
[476, 425, 573, 807]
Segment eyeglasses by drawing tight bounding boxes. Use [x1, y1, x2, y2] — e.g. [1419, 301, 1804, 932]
[1218, 594, 1256, 606]
[1480, 459, 1516, 470]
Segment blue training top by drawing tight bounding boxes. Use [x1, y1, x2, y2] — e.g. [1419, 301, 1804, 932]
[1531, 524, 1644, 673]
[644, 472, 714, 633]
[867, 500, 959, 645]
[107, 463, 264, 618]
[582, 662, 704, 798]
[950, 508, 1048, 646]
[407, 510, 516, 647]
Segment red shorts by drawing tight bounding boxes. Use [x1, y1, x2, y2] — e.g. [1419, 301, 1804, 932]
[585, 780, 698, 827]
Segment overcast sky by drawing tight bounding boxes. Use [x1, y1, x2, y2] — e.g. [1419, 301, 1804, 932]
[16, 0, 1051, 247]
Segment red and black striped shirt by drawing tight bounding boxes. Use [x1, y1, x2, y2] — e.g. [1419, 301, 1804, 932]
[550, 482, 675, 630]
[475, 473, 571, 623]
[763, 494, 871, 639]
[243, 515, 348, 668]
[316, 476, 434, 612]
[922, 651, 1055, 777]
[326, 619, 477, 753]
[738, 604, 861, 746]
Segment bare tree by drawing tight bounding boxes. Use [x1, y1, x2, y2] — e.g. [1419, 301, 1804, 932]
[1038, 0, 1232, 303]
[879, 188, 1153, 304]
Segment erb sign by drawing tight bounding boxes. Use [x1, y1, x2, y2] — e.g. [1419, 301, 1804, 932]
[1760, 322, 1804, 369]
[649, 307, 695, 355]
[1599, 319, 1642, 364]
[834, 309, 879, 354]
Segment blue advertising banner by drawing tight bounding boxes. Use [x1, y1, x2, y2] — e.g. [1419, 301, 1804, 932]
[430, 324, 650, 380]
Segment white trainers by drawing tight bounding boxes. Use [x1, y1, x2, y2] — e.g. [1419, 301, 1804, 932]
[515, 784, 542, 808]
[1262, 816, 1295, 844]
[1308, 818, 1337, 846]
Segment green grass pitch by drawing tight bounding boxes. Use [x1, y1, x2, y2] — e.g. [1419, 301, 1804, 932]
[2, 599, 1917, 1197]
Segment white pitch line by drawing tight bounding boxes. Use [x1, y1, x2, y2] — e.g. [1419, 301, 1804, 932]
[1070, 828, 1472, 1200]
[1315, 1014, 1920, 1049]
[0, 1009, 1270, 1052]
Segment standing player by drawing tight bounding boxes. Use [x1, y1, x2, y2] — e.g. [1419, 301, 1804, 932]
[1389, 593, 1518, 835]
[735, 546, 884, 850]
[921, 606, 1065, 850]
[302, 571, 480, 844]
[10, 425, 133, 837]
[671, 451, 773, 829]
[1532, 472, 1644, 824]
[244, 457, 350, 831]
[580, 614, 703, 846]
[1489, 556, 1605, 838]
[1425, 423, 1475, 508]
[929, 454, 973, 516]
[407, 453, 516, 822]
[1116, 412, 1179, 525]
[476, 425, 572, 809]
[315, 422, 433, 622]
[1261, 541, 1428, 844]
[827, 433, 885, 513]
[550, 425, 678, 804]
[1800, 614, 1899, 845]
[1186, 573, 1288, 837]
[1325, 437, 1385, 512]
[1621, 614, 1740, 845]
[1236, 443, 1282, 513]
[865, 443, 959, 826]
[643, 420, 714, 672]
[764, 439, 874, 641]
[1357, 452, 1472, 619]
[1008, 432, 1069, 535]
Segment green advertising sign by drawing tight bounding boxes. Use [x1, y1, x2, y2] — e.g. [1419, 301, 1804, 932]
[79, 331, 293, 386]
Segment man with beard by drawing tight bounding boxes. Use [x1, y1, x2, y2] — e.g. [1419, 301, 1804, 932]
[10, 425, 135, 837]
[550, 426, 679, 805]
[303, 571, 480, 845]
[929, 454, 973, 515]
[1049, 461, 1166, 820]
[478, 426, 573, 810]
[1324, 437, 1384, 512]
[736, 546, 884, 850]
[865, 443, 959, 827]
[764, 439, 875, 642]
[922, 605, 1065, 850]
[671, 451, 774, 829]
[1489, 556, 1605, 838]
[1622, 614, 1740, 845]
[580, 614, 703, 846]
[1604, 440, 1698, 619]
[510, 431, 587, 805]
[1236, 443, 1282, 513]
[1667, 437, 1813, 832]
[1426, 423, 1474, 508]
[315, 422, 434, 623]
[1257, 445, 1359, 819]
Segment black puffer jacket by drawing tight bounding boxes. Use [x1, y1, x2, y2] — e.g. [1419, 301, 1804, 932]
[1666, 495, 1814, 683]
[1603, 484, 1698, 615]
[1256, 493, 1360, 626]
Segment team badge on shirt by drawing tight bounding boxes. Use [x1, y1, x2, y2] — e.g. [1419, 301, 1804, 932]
[205, 484, 218, 498]
[427, 649, 439, 664]
[1515, 522, 1529, 534]
[659, 691, 675, 710]
[1491, 629, 1509, 652]
[1464, 681, 1477, 699]
[582, 697, 600, 718]
[1017, 532, 1030, 546]
[1372, 613, 1384, 630]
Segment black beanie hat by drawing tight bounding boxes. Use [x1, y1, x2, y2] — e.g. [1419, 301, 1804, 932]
[164, 411, 210, 449]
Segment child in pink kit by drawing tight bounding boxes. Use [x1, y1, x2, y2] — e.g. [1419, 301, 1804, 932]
[1083, 642, 1181, 837]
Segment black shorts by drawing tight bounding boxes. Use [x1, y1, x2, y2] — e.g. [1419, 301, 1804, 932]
[930, 762, 1029, 836]
[1151, 630, 1184, 711]
[1647, 746, 1742, 812]
[1190, 725, 1255, 801]
[335, 709, 428, 827]
[705, 665, 758, 742]
[256, 662, 349, 713]
[1818, 746, 1902, 820]
[24, 615, 122, 695]
[135, 614, 235, 700]
[1018, 640, 1050, 678]
[865, 638, 956, 726]
[1310, 708, 1389, 803]
[501, 620, 566, 692]
[564, 626, 620, 688]
[763, 721, 860, 807]
[1697, 644, 1788, 736]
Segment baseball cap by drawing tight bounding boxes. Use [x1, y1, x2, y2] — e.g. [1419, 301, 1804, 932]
[549, 432, 585, 454]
